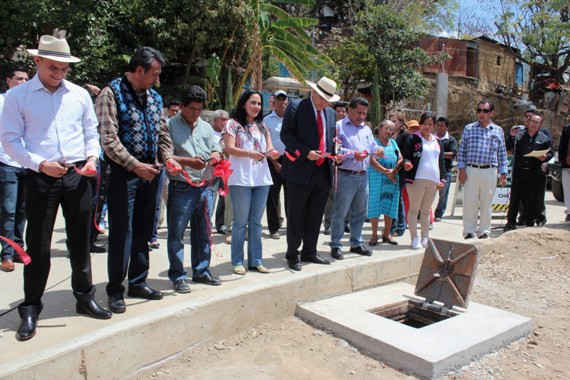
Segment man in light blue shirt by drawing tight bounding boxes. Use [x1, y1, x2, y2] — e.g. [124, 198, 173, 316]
[166, 85, 222, 293]
[457, 99, 508, 239]
[329, 97, 384, 260]
[264, 90, 288, 239]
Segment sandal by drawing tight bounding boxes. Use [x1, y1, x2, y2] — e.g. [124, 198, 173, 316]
[233, 265, 246, 275]
[248, 265, 270, 274]
[368, 238, 378, 246]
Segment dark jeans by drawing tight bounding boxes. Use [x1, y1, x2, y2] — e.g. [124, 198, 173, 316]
[0, 163, 26, 260]
[507, 167, 542, 225]
[435, 170, 453, 218]
[266, 158, 287, 233]
[391, 173, 406, 235]
[106, 163, 160, 297]
[22, 169, 93, 308]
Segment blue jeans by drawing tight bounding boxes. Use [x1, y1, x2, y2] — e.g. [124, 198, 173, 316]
[330, 171, 368, 249]
[229, 185, 270, 267]
[435, 170, 453, 218]
[0, 163, 26, 260]
[167, 181, 213, 281]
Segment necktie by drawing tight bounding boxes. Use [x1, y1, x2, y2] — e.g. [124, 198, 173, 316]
[316, 111, 325, 166]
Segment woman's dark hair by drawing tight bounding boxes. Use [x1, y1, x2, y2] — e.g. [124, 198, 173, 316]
[419, 111, 436, 125]
[231, 89, 267, 137]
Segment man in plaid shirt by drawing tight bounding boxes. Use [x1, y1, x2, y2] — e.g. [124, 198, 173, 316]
[457, 100, 508, 240]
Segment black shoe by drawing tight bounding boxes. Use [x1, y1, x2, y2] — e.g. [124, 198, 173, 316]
[478, 233, 489, 239]
[535, 218, 546, 226]
[90, 243, 106, 253]
[525, 221, 535, 227]
[464, 233, 476, 239]
[323, 226, 331, 235]
[503, 224, 517, 232]
[75, 288, 112, 319]
[349, 245, 372, 256]
[331, 248, 344, 260]
[108, 295, 126, 313]
[301, 254, 331, 265]
[127, 286, 164, 300]
[174, 279, 191, 293]
[287, 260, 302, 271]
[516, 218, 526, 226]
[16, 304, 42, 341]
[344, 225, 350, 233]
[192, 273, 222, 286]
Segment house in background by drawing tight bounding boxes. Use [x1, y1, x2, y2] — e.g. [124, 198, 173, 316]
[419, 35, 523, 95]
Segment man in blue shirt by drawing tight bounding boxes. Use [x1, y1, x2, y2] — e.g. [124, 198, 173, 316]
[329, 98, 384, 260]
[457, 100, 508, 239]
[166, 85, 222, 293]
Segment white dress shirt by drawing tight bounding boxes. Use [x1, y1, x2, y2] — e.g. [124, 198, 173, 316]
[0, 75, 100, 172]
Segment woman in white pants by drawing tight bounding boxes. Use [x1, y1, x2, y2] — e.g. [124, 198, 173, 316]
[402, 112, 446, 249]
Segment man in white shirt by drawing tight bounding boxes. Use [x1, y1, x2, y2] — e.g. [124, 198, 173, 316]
[1, 35, 112, 341]
[0, 66, 29, 272]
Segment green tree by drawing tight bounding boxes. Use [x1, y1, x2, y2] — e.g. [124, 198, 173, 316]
[327, 1, 441, 112]
[233, 0, 332, 104]
[496, 0, 570, 83]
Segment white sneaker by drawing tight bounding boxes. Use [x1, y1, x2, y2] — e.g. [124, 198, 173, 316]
[270, 232, 280, 239]
[420, 238, 428, 248]
[411, 238, 422, 250]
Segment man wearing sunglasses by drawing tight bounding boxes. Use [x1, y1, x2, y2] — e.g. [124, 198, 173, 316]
[457, 100, 508, 239]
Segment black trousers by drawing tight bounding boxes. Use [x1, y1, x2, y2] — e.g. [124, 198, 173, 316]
[285, 165, 330, 261]
[266, 157, 287, 233]
[22, 169, 93, 308]
[106, 163, 160, 297]
[507, 167, 542, 225]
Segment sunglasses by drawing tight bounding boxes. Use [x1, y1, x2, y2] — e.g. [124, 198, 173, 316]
[476, 108, 492, 114]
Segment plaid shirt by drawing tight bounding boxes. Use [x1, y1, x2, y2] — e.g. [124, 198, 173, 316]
[457, 121, 508, 175]
[96, 85, 173, 171]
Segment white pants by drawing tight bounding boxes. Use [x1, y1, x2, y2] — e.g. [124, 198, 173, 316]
[462, 166, 497, 237]
[562, 168, 570, 216]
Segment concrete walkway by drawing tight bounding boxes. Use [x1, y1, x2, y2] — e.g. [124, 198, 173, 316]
[0, 184, 566, 378]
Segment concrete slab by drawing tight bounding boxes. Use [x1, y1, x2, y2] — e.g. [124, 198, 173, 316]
[0, 183, 563, 379]
[296, 282, 533, 380]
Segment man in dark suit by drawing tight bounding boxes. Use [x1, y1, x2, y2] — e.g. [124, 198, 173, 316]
[280, 77, 340, 271]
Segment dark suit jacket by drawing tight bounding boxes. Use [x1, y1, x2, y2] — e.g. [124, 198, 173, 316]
[280, 97, 336, 186]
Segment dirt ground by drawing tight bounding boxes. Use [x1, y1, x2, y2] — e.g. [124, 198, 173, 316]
[137, 225, 569, 380]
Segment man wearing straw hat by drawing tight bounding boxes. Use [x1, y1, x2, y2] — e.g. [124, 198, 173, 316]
[280, 77, 340, 271]
[1, 35, 112, 341]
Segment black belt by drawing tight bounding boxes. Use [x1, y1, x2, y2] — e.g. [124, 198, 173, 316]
[467, 164, 493, 169]
[59, 160, 87, 168]
[338, 168, 366, 175]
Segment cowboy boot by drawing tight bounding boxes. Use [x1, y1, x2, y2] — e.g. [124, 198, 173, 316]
[16, 303, 42, 341]
[74, 287, 112, 320]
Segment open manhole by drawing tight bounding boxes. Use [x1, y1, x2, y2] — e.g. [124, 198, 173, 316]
[369, 299, 459, 328]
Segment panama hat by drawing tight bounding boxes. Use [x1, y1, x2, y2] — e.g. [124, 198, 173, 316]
[27, 35, 81, 63]
[308, 77, 340, 102]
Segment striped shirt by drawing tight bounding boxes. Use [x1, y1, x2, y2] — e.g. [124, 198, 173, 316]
[457, 121, 508, 175]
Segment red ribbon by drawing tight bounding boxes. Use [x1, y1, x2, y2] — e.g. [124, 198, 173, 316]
[0, 236, 31, 265]
[284, 149, 301, 162]
[167, 161, 207, 188]
[212, 160, 233, 197]
[76, 167, 98, 176]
